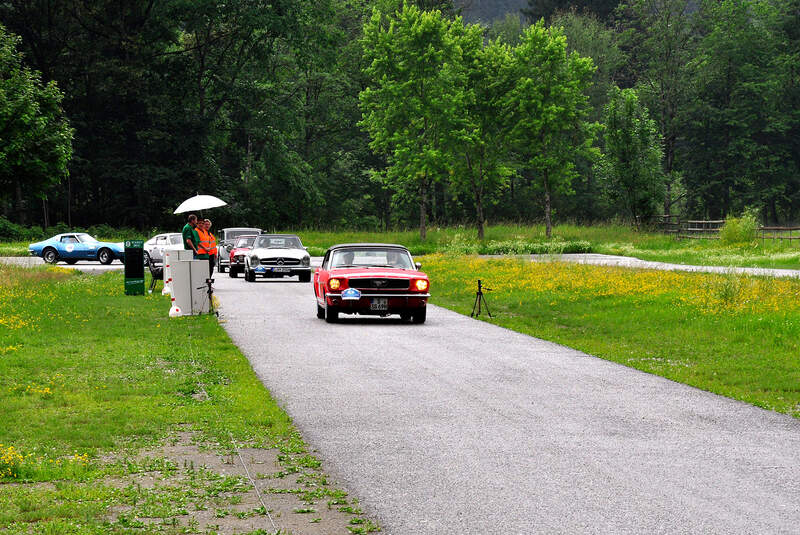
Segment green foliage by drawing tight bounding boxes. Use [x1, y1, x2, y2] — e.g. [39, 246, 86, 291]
[681, 0, 798, 220]
[719, 209, 759, 245]
[0, 25, 72, 210]
[506, 21, 599, 237]
[485, 12, 527, 46]
[360, 3, 470, 239]
[522, 0, 620, 23]
[596, 87, 664, 222]
[1, 0, 798, 230]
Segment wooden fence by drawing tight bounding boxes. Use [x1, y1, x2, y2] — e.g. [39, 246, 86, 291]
[653, 217, 800, 244]
[758, 226, 800, 243]
[679, 220, 724, 240]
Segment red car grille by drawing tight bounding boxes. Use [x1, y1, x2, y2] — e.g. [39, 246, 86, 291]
[349, 278, 410, 290]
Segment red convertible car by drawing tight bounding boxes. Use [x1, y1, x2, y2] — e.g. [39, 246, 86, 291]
[314, 243, 430, 323]
[228, 234, 258, 277]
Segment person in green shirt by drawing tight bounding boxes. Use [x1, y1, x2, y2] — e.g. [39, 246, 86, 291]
[182, 214, 201, 257]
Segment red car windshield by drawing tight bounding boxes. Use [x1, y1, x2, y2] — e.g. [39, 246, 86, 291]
[330, 248, 413, 270]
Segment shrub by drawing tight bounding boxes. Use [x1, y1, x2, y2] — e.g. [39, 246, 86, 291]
[719, 209, 758, 245]
[0, 216, 25, 240]
[442, 233, 480, 255]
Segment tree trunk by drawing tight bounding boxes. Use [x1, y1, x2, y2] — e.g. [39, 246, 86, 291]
[419, 180, 428, 241]
[664, 181, 672, 217]
[544, 172, 552, 239]
[15, 181, 26, 224]
[476, 191, 484, 241]
[42, 198, 49, 229]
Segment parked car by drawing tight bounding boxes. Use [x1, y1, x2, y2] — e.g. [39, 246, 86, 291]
[313, 243, 429, 323]
[143, 233, 183, 264]
[243, 234, 311, 282]
[228, 235, 259, 278]
[217, 227, 261, 273]
[28, 233, 125, 265]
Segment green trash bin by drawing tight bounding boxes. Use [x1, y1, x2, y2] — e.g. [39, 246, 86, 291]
[124, 240, 145, 295]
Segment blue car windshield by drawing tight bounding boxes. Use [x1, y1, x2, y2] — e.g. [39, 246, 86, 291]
[76, 234, 99, 243]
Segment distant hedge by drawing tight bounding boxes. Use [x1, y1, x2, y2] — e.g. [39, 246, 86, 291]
[0, 217, 143, 241]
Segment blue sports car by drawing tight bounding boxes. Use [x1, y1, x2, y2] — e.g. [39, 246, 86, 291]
[29, 233, 125, 265]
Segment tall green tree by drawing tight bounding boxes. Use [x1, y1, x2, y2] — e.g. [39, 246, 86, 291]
[596, 87, 664, 223]
[549, 9, 626, 220]
[451, 35, 516, 240]
[505, 21, 598, 238]
[682, 0, 794, 219]
[0, 25, 72, 223]
[360, 3, 467, 239]
[617, 0, 696, 216]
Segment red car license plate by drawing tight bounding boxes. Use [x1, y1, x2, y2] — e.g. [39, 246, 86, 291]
[370, 298, 388, 311]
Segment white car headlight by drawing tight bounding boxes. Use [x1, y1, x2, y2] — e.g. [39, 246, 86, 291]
[302, 255, 310, 266]
[249, 255, 260, 266]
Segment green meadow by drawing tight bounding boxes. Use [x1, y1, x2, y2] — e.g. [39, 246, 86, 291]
[0, 264, 377, 533]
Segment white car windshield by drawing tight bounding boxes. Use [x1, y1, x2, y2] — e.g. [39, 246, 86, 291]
[331, 248, 413, 269]
[227, 230, 258, 240]
[76, 233, 98, 243]
[255, 236, 303, 249]
[235, 236, 256, 248]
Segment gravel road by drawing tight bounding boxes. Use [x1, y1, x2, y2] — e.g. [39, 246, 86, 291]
[215, 274, 800, 535]
[526, 253, 800, 278]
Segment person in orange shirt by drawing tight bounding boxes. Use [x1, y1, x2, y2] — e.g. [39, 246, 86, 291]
[204, 219, 218, 276]
[195, 221, 211, 269]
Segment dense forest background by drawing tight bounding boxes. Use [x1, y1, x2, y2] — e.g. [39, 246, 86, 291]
[0, 0, 798, 234]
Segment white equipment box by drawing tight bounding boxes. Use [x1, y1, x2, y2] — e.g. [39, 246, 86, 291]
[169, 257, 211, 315]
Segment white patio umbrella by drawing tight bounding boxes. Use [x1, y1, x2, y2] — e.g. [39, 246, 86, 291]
[173, 194, 227, 214]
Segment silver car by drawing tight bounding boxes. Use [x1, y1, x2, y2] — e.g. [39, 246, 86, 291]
[217, 227, 261, 273]
[143, 233, 183, 264]
[243, 234, 312, 282]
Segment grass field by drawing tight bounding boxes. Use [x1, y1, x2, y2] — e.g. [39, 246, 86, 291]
[7, 223, 798, 269]
[0, 264, 378, 534]
[424, 254, 800, 418]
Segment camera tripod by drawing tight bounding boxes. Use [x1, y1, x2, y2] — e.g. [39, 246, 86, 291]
[197, 278, 217, 316]
[470, 279, 492, 318]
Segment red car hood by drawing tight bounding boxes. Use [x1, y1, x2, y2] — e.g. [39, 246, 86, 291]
[230, 247, 252, 256]
[328, 267, 427, 279]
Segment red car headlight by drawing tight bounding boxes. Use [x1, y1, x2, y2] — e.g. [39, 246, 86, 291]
[329, 278, 342, 291]
[415, 279, 429, 291]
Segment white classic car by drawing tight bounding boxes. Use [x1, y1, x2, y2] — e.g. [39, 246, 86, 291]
[243, 234, 312, 282]
[143, 233, 183, 264]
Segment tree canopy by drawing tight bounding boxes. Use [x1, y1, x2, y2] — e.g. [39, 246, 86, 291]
[1, 0, 799, 233]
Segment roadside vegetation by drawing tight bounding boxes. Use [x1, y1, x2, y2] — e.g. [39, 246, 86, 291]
[4, 222, 800, 269]
[425, 255, 800, 417]
[0, 264, 378, 534]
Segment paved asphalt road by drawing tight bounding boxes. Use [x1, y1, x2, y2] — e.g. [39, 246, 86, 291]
[215, 273, 800, 534]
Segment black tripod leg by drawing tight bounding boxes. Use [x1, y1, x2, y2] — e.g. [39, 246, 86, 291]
[481, 293, 492, 318]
